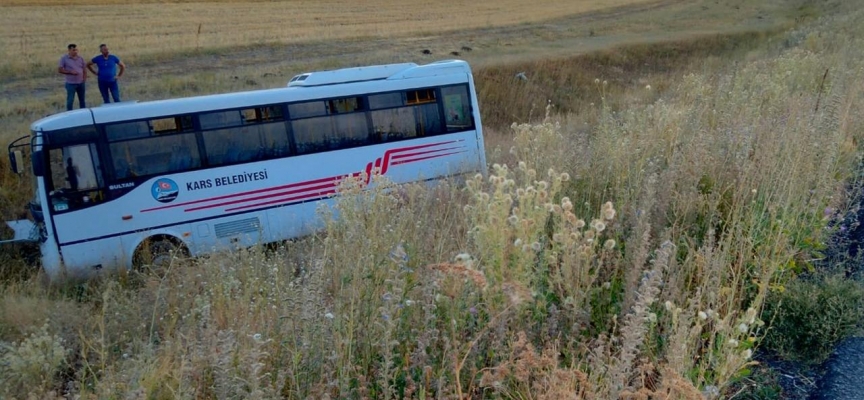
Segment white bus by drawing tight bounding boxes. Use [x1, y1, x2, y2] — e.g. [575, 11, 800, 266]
[5, 60, 487, 280]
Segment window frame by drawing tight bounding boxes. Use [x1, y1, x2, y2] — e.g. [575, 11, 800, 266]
[96, 83, 476, 182]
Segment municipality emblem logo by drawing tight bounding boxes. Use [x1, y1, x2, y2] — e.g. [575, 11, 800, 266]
[152, 178, 179, 203]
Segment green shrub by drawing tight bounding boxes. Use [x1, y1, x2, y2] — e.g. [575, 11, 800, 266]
[763, 275, 864, 364]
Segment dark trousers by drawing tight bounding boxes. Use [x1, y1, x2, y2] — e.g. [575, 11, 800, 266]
[65, 83, 86, 111]
[98, 80, 121, 103]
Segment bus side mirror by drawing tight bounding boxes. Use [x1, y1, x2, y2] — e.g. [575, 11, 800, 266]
[9, 150, 23, 174]
[31, 150, 43, 176]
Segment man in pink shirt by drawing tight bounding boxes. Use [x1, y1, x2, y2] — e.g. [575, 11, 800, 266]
[58, 44, 87, 111]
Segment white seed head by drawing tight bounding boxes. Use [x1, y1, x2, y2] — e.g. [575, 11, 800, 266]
[698, 311, 708, 320]
[603, 208, 616, 221]
[738, 323, 749, 333]
[745, 307, 757, 324]
[603, 239, 616, 250]
[455, 253, 473, 263]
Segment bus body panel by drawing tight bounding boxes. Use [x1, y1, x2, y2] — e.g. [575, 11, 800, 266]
[36, 171, 65, 279]
[22, 60, 486, 280]
[51, 131, 480, 273]
[30, 109, 94, 133]
[265, 200, 330, 244]
[61, 237, 130, 278]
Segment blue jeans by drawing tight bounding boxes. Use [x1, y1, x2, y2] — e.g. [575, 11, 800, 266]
[98, 80, 121, 103]
[65, 83, 86, 111]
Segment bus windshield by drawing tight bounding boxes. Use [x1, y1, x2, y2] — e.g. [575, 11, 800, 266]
[47, 142, 105, 212]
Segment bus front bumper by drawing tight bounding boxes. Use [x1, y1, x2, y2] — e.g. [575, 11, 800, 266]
[1, 219, 40, 244]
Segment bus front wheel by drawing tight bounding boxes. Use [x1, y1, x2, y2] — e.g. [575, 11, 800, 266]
[133, 237, 188, 272]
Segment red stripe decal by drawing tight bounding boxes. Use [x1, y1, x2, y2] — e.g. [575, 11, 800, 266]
[140, 139, 468, 214]
[391, 151, 467, 165]
[185, 181, 337, 212]
[391, 146, 464, 160]
[365, 162, 374, 182]
[141, 175, 341, 212]
[225, 188, 338, 212]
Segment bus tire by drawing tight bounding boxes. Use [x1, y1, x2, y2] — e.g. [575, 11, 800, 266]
[133, 236, 188, 272]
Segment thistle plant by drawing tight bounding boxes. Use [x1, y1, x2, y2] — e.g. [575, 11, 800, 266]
[0, 323, 68, 397]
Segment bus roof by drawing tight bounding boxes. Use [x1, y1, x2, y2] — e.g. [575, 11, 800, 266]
[31, 60, 472, 133]
[288, 62, 418, 87]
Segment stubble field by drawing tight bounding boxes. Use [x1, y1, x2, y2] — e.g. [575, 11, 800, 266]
[1, 0, 655, 75]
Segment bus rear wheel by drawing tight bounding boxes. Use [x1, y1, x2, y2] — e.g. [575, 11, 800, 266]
[133, 237, 188, 274]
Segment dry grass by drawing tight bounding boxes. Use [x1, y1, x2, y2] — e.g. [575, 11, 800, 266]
[2, 0, 863, 398]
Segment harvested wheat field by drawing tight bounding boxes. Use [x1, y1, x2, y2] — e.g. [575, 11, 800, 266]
[1, 0, 654, 72]
[1, 0, 864, 399]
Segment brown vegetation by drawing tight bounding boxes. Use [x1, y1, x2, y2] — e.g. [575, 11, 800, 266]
[2, 0, 863, 398]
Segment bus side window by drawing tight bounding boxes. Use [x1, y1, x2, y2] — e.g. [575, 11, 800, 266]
[169, 144, 193, 170]
[110, 133, 200, 177]
[441, 85, 474, 132]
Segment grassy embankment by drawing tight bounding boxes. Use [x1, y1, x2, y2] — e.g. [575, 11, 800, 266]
[2, 1, 864, 399]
